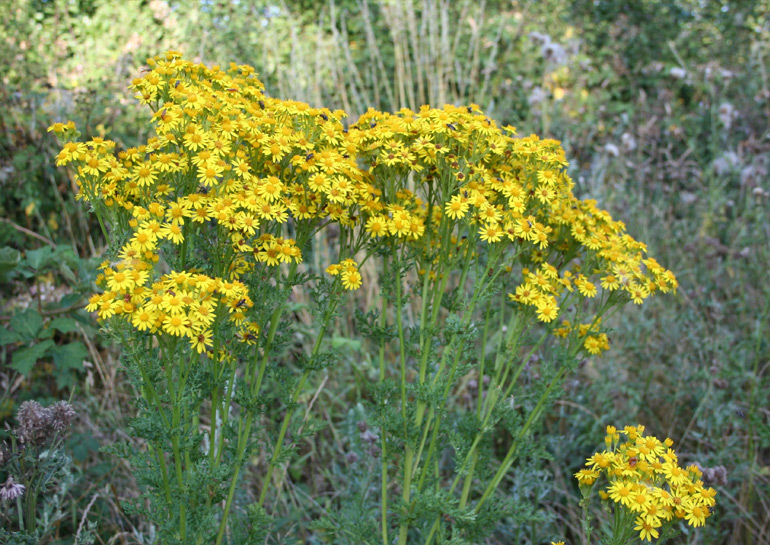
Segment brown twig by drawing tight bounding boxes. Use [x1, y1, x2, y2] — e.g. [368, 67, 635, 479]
[0, 217, 57, 248]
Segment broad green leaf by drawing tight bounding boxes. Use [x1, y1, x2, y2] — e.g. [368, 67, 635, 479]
[10, 339, 55, 375]
[52, 342, 89, 389]
[0, 327, 21, 345]
[49, 317, 80, 333]
[59, 263, 77, 284]
[51, 341, 89, 372]
[10, 309, 43, 341]
[0, 246, 21, 275]
[25, 246, 53, 270]
[59, 293, 83, 308]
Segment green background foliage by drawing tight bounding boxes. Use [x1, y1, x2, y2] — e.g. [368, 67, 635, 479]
[1, 0, 768, 543]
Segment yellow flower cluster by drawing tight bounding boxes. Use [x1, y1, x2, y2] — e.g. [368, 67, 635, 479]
[554, 318, 610, 355]
[575, 425, 717, 541]
[326, 259, 363, 291]
[51, 51, 677, 351]
[344, 103, 677, 327]
[86, 266, 254, 354]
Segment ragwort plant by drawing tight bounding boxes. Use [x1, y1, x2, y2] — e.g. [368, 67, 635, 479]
[50, 52, 688, 544]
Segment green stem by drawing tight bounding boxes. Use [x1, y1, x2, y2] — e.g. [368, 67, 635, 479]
[165, 356, 186, 541]
[474, 366, 567, 512]
[258, 293, 341, 507]
[214, 264, 299, 545]
[394, 245, 415, 545]
[380, 257, 390, 545]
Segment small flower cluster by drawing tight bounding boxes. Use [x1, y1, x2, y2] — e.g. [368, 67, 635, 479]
[86, 267, 253, 354]
[326, 259, 363, 291]
[575, 425, 717, 541]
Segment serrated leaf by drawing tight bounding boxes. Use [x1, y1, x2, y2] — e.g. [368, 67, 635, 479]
[25, 246, 53, 270]
[49, 317, 80, 333]
[58, 293, 83, 308]
[51, 341, 89, 372]
[0, 327, 21, 345]
[10, 339, 55, 375]
[10, 309, 43, 341]
[0, 246, 21, 275]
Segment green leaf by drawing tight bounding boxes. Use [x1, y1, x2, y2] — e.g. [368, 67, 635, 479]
[25, 246, 53, 270]
[59, 263, 77, 284]
[0, 246, 21, 275]
[10, 339, 55, 375]
[59, 293, 83, 308]
[49, 317, 80, 333]
[51, 341, 89, 372]
[0, 327, 21, 345]
[10, 309, 43, 341]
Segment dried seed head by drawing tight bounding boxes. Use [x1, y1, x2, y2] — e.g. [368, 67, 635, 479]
[694, 463, 728, 487]
[16, 400, 77, 447]
[50, 401, 77, 432]
[360, 430, 379, 444]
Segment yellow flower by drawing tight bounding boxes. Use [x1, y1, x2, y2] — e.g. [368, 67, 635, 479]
[365, 215, 388, 237]
[479, 222, 503, 243]
[444, 195, 469, 220]
[160, 222, 185, 244]
[341, 269, 363, 290]
[163, 313, 190, 337]
[132, 308, 157, 332]
[190, 329, 213, 354]
[634, 515, 661, 541]
[535, 298, 559, 323]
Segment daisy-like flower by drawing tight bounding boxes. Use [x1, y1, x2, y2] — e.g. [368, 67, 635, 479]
[341, 268, 363, 290]
[444, 195, 469, 220]
[159, 222, 185, 244]
[479, 222, 503, 243]
[634, 515, 661, 541]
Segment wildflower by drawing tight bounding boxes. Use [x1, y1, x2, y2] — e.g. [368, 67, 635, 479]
[0, 476, 25, 502]
[163, 313, 190, 337]
[684, 503, 708, 527]
[634, 515, 661, 541]
[535, 299, 559, 323]
[479, 222, 503, 243]
[160, 222, 185, 244]
[190, 329, 214, 354]
[341, 266, 363, 291]
[366, 215, 388, 237]
[444, 195, 469, 220]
